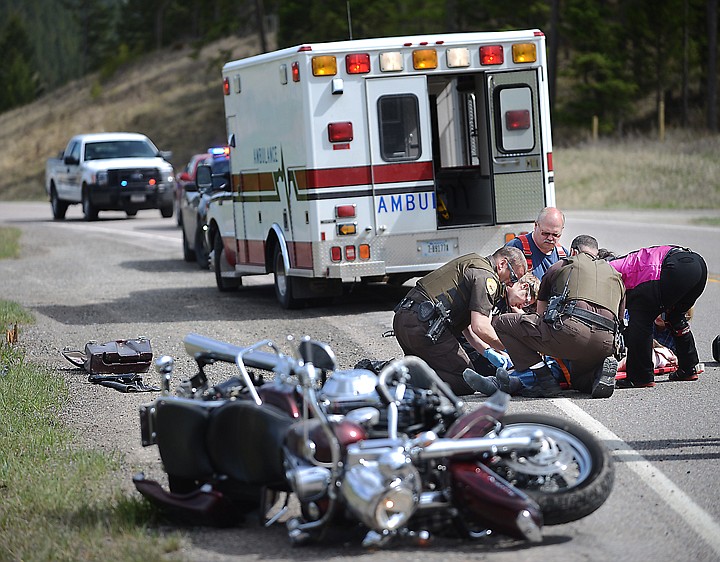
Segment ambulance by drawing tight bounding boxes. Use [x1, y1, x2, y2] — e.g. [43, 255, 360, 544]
[203, 29, 556, 308]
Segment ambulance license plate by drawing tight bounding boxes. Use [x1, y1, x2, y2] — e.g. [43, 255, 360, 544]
[420, 238, 455, 258]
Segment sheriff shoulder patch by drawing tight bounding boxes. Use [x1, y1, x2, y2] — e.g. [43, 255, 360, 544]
[485, 277, 498, 298]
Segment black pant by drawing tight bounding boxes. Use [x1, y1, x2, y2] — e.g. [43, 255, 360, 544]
[624, 250, 707, 383]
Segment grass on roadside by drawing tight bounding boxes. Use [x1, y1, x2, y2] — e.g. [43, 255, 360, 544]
[0, 305, 185, 562]
[0, 226, 21, 259]
[554, 130, 720, 210]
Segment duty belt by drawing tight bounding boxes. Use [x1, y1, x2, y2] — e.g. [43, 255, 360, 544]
[563, 301, 617, 332]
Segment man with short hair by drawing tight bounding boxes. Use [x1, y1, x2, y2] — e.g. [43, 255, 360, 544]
[392, 246, 529, 395]
[570, 234, 599, 256]
[507, 207, 569, 278]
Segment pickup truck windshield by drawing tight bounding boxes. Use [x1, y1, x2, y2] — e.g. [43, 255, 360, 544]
[84, 140, 157, 161]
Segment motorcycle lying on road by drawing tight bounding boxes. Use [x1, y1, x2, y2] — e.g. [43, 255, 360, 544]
[133, 333, 614, 547]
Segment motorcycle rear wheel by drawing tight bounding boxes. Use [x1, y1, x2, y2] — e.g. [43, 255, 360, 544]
[488, 413, 614, 525]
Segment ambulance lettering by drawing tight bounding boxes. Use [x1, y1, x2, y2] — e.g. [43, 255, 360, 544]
[253, 146, 279, 165]
[377, 192, 436, 213]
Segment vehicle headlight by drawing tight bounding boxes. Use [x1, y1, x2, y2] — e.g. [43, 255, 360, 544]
[341, 449, 420, 531]
[96, 171, 108, 186]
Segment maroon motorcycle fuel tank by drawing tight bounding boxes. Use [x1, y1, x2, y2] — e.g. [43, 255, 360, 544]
[257, 382, 303, 419]
[285, 418, 367, 463]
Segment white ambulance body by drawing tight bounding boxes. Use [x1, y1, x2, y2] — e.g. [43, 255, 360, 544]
[206, 29, 555, 308]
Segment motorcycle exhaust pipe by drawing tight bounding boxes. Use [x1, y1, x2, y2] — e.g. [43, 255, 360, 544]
[416, 435, 540, 460]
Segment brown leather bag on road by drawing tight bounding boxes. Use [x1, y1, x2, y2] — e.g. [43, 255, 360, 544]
[63, 337, 152, 374]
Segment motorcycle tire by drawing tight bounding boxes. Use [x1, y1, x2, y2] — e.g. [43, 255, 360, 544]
[487, 413, 614, 525]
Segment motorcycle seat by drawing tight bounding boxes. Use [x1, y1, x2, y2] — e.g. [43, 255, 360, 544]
[206, 400, 293, 486]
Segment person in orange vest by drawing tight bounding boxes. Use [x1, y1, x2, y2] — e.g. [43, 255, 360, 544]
[506, 207, 569, 279]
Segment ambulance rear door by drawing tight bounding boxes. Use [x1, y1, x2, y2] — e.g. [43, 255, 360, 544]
[365, 76, 436, 236]
[485, 69, 547, 223]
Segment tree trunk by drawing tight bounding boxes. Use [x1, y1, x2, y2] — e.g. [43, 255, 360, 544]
[707, 0, 718, 131]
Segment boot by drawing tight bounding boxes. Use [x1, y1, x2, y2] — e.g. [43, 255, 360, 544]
[495, 368, 524, 394]
[591, 356, 617, 398]
[521, 364, 562, 398]
[463, 368, 500, 396]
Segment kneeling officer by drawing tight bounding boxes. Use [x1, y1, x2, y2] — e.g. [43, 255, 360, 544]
[392, 246, 526, 396]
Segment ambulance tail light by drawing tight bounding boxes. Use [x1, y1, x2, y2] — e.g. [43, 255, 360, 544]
[504, 233, 517, 243]
[480, 45, 503, 65]
[337, 223, 357, 236]
[345, 246, 356, 261]
[292, 62, 300, 82]
[346, 53, 370, 74]
[505, 110, 531, 130]
[547, 152, 553, 172]
[359, 244, 370, 260]
[512, 43, 537, 63]
[312, 55, 337, 76]
[335, 204, 356, 218]
[223, 77, 230, 95]
[412, 49, 438, 70]
[328, 122, 353, 143]
[331, 247, 342, 261]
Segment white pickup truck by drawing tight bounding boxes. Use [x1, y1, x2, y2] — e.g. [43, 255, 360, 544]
[45, 132, 176, 220]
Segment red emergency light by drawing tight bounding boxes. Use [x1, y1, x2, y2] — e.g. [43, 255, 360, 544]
[480, 45, 503, 65]
[223, 77, 230, 95]
[292, 62, 300, 82]
[505, 109, 531, 130]
[328, 122, 353, 143]
[346, 53, 370, 74]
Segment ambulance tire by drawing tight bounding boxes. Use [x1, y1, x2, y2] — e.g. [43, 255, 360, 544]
[213, 232, 241, 292]
[273, 245, 300, 309]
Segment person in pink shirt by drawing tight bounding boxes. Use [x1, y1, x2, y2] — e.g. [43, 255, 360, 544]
[607, 246, 707, 388]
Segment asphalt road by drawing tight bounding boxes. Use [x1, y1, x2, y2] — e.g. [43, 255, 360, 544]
[1, 202, 719, 562]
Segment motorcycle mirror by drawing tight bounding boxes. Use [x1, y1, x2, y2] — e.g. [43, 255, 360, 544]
[154, 355, 174, 394]
[298, 337, 337, 372]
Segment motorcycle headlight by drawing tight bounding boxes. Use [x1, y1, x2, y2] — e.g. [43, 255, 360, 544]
[341, 449, 420, 531]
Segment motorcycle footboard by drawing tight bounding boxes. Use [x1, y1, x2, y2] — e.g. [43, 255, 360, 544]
[450, 461, 543, 542]
[132, 473, 243, 527]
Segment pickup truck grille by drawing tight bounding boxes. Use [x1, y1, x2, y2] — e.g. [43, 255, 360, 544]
[108, 168, 160, 189]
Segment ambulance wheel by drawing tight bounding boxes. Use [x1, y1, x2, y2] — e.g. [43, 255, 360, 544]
[273, 245, 300, 309]
[213, 232, 241, 292]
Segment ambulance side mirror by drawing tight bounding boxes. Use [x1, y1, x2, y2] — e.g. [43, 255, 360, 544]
[196, 164, 213, 191]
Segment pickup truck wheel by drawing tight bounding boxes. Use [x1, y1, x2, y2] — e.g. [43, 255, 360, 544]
[273, 245, 300, 309]
[82, 188, 98, 221]
[50, 187, 69, 220]
[194, 222, 209, 270]
[160, 205, 173, 219]
[213, 232, 241, 291]
[182, 225, 196, 262]
[125, 209, 138, 217]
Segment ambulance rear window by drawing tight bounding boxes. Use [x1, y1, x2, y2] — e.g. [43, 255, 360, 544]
[495, 85, 535, 153]
[377, 94, 421, 161]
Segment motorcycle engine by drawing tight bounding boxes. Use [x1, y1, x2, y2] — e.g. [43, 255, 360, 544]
[320, 369, 443, 436]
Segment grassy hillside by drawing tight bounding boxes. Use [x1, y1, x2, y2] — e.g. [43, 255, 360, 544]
[0, 32, 718, 210]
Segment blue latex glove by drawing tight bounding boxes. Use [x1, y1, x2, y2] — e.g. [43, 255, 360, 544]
[483, 348, 511, 369]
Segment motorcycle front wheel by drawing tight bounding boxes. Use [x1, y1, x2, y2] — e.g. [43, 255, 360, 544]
[487, 413, 614, 525]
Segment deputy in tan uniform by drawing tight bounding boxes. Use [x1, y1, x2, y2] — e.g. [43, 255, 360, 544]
[474, 250, 625, 398]
[392, 246, 527, 395]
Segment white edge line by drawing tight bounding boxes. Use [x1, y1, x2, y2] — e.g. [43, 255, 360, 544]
[551, 397, 720, 556]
